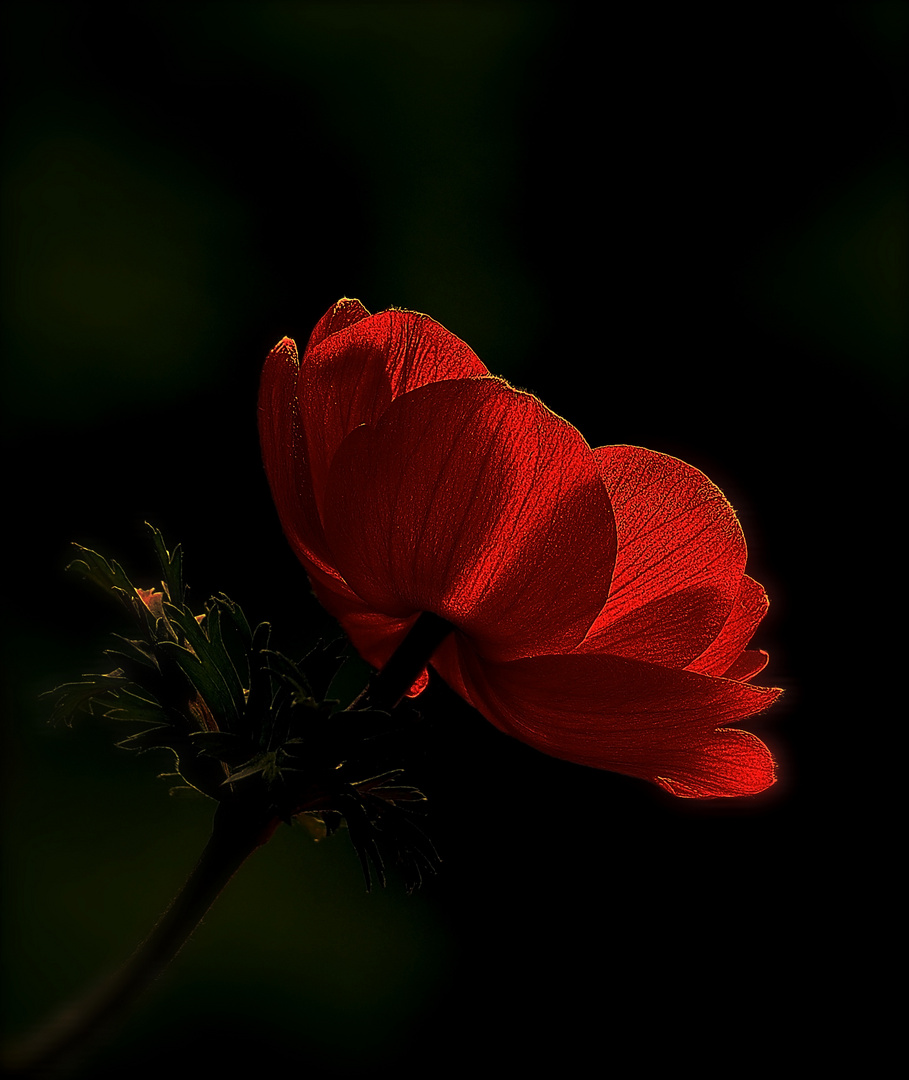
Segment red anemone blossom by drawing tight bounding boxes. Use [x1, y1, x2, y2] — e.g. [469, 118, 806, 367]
[258, 298, 781, 797]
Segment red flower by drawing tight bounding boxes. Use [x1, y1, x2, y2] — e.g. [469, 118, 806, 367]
[259, 299, 781, 797]
[135, 587, 165, 619]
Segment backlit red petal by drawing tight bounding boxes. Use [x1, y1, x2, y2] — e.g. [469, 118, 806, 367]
[258, 336, 335, 572]
[303, 297, 372, 355]
[583, 446, 747, 667]
[321, 378, 616, 662]
[649, 729, 776, 797]
[299, 309, 489, 525]
[722, 649, 769, 682]
[687, 575, 770, 678]
[306, 558, 420, 669]
[460, 651, 779, 797]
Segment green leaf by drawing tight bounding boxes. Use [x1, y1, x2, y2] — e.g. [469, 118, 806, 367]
[189, 729, 255, 765]
[44, 672, 129, 724]
[106, 635, 160, 672]
[67, 543, 163, 637]
[203, 601, 249, 714]
[148, 523, 184, 603]
[226, 754, 274, 785]
[115, 724, 189, 752]
[161, 602, 243, 727]
[68, 545, 132, 595]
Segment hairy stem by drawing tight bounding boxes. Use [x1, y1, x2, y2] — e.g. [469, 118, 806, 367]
[3, 800, 278, 1077]
[5, 616, 455, 1075]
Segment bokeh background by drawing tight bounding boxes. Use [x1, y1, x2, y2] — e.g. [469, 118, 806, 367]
[2, 3, 904, 1076]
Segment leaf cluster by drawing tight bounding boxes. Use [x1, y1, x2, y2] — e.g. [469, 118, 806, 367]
[45, 525, 439, 890]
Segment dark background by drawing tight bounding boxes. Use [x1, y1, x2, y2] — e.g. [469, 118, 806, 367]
[2, 4, 904, 1076]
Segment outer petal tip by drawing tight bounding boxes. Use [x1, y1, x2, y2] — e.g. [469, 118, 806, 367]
[459, 652, 780, 800]
[305, 298, 372, 354]
[653, 730, 777, 798]
[264, 335, 299, 368]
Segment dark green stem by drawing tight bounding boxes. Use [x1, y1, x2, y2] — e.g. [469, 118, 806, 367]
[367, 611, 455, 711]
[3, 799, 278, 1077]
[4, 617, 455, 1075]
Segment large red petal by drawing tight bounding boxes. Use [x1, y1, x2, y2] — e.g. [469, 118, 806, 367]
[258, 336, 337, 573]
[255, 299, 373, 577]
[258, 301, 488, 582]
[460, 651, 779, 797]
[687, 575, 770, 678]
[582, 445, 747, 667]
[298, 309, 489, 526]
[321, 378, 616, 662]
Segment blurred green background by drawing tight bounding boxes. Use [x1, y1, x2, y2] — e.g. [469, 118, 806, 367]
[2, 3, 904, 1076]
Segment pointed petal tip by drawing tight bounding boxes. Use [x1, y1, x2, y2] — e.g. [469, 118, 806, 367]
[302, 298, 373, 356]
[267, 336, 299, 363]
[332, 296, 368, 316]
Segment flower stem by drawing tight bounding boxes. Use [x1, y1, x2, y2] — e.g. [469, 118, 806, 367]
[3, 799, 279, 1077]
[368, 611, 455, 712]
